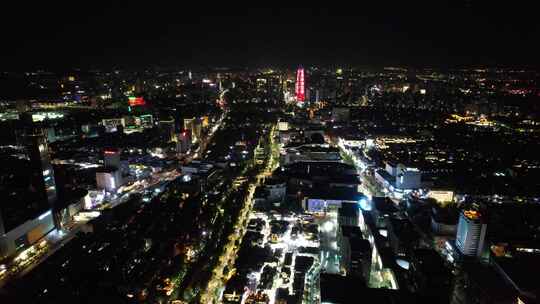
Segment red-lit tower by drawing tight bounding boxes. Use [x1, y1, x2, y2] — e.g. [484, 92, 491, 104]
[295, 67, 305, 102]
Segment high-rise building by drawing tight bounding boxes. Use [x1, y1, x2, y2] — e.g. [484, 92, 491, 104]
[134, 78, 144, 95]
[176, 130, 192, 154]
[104, 148, 121, 170]
[158, 119, 176, 143]
[23, 130, 58, 210]
[183, 118, 201, 143]
[295, 67, 305, 102]
[0, 124, 57, 258]
[455, 210, 487, 257]
[183, 118, 194, 132]
[193, 119, 202, 142]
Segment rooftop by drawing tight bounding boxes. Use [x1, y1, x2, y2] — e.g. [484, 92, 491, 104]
[305, 187, 364, 202]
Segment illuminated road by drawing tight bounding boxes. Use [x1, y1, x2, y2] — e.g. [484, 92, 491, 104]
[200, 124, 278, 304]
[200, 182, 257, 304]
[316, 212, 341, 275]
[184, 111, 226, 162]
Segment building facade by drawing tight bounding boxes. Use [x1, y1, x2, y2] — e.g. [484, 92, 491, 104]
[0, 128, 57, 258]
[455, 210, 487, 257]
[96, 168, 123, 193]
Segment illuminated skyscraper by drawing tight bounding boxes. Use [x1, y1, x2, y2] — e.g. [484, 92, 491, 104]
[295, 67, 305, 102]
[15, 113, 58, 211]
[456, 210, 487, 257]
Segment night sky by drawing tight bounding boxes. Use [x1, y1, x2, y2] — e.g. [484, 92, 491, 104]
[1, 2, 539, 70]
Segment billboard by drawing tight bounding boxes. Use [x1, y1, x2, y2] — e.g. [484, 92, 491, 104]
[428, 190, 454, 203]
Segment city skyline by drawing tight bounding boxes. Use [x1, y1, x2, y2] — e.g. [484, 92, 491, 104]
[1, 4, 540, 304]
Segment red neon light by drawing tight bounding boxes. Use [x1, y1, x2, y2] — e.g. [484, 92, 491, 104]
[104, 150, 118, 155]
[128, 97, 145, 106]
[295, 68, 305, 102]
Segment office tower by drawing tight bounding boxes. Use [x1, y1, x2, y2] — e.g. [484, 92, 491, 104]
[295, 67, 305, 102]
[456, 210, 487, 257]
[104, 148, 121, 170]
[193, 119, 202, 143]
[176, 130, 192, 154]
[23, 129, 58, 209]
[0, 125, 57, 258]
[134, 78, 144, 95]
[158, 119, 176, 143]
[183, 118, 194, 132]
[183, 118, 201, 143]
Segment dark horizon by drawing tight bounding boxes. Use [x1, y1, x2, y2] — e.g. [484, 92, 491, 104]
[1, 3, 540, 71]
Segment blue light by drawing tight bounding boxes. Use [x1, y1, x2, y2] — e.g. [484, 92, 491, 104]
[359, 198, 372, 211]
[396, 258, 410, 270]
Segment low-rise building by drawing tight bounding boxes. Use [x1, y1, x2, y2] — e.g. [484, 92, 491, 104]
[96, 167, 123, 192]
[376, 162, 422, 191]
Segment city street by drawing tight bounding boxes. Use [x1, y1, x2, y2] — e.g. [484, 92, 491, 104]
[201, 124, 279, 304]
[316, 212, 341, 275]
